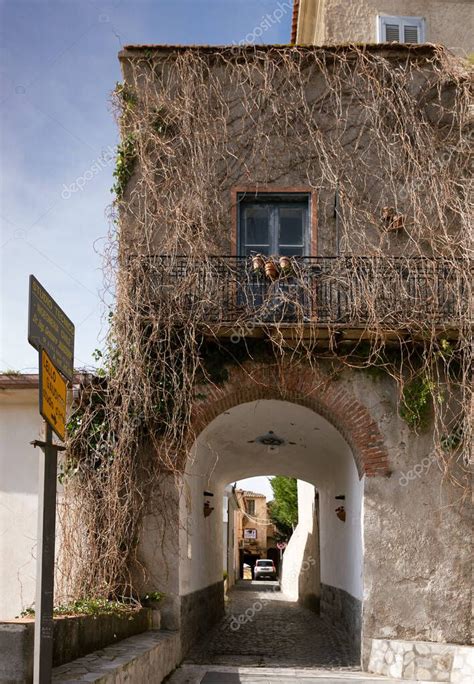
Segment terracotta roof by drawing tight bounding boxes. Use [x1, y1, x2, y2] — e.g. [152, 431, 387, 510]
[0, 372, 95, 390]
[119, 43, 442, 61]
[239, 490, 267, 498]
[291, 0, 299, 44]
[0, 373, 39, 390]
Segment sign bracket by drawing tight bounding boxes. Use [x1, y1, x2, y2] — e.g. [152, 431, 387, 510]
[31, 439, 66, 451]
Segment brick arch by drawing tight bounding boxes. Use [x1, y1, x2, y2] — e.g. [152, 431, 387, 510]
[190, 361, 390, 478]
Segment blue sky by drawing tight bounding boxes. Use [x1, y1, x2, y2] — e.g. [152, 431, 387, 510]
[0, 0, 292, 373]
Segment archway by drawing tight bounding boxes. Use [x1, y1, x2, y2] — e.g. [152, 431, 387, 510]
[179, 398, 366, 663]
[190, 361, 390, 478]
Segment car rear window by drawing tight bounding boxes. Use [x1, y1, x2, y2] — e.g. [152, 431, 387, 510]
[257, 560, 273, 566]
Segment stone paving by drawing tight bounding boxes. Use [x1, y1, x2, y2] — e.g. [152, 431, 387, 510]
[184, 581, 359, 669]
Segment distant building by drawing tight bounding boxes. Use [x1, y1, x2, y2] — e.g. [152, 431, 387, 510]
[232, 489, 278, 578]
[292, 0, 473, 57]
[0, 372, 84, 619]
[0, 374, 42, 619]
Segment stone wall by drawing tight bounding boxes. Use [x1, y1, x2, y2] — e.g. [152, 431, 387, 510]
[324, 0, 473, 56]
[321, 583, 362, 660]
[0, 609, 152, 684]
[368, 638, 474, 683]
[179, 581, 225, 656]
[296, 0, 473, 57]
[52, 631, 181, 684]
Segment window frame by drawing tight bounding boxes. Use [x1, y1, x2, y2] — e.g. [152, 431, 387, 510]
[231, 186, 318, 257]
[377, 15, 426, 44]
[246, 499, 256, 516]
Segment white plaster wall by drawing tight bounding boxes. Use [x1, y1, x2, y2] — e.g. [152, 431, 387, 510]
[319, 459, 364, 601]
[222, 492, 228, 573]
[280, 459, 363, 603]
[223, 487, 239, 588]
[0, 388, 42, 619]
[178, 455, 223, 596]
[281, 480, 320, 600]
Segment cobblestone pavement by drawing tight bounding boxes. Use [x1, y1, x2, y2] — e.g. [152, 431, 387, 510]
[184, 581, 359, 669]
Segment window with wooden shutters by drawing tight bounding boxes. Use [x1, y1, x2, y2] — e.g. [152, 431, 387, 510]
[378, 16, 425, 44]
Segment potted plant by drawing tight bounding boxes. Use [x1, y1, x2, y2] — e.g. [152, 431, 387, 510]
[141, 591, 164, 608]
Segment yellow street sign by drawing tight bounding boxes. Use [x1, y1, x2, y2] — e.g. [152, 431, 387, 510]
[39, 349, 67, 441]
[29, 275, 75, 381]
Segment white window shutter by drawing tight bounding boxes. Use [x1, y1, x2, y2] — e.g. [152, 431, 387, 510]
[404, 25, 419, 43]
[385, 23, 400, 42]
[378, 16, 425, 44]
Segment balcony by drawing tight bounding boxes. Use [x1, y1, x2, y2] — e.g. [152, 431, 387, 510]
[134, 256, 469, 339]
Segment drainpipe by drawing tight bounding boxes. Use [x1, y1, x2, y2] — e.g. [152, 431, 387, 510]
[334, 184, 341, 256]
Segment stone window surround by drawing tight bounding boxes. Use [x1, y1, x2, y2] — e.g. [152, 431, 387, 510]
[231, 186, 319, 257]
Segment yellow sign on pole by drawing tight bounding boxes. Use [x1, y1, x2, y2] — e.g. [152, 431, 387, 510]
[39, 349, 67, 441]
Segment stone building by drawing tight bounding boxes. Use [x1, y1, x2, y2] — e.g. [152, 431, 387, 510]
[292, 0, 473, 57]
[112, 39, 471, 677]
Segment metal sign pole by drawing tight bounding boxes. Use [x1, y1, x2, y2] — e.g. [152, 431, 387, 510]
[27, 277, 74, 683]
[32, 423, 64, 684]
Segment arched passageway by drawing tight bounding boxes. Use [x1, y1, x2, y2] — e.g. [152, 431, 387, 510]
[136, 363, 471, 674]
[179, 399, 364, 665]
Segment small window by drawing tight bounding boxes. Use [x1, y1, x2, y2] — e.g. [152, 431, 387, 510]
[238, 193, 310, 257]
[378, 16, 425, 44]
[247, 499, 255, 516]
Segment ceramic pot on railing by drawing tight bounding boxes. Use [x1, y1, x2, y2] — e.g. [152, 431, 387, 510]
[251, 254, 265, 273]
[264, 259, 278, 280]
[279, 256, 292, 274]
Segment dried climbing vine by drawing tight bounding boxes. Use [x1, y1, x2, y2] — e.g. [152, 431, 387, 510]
[58, 45, 472, 603]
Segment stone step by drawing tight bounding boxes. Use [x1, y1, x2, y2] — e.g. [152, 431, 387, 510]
[167, 665, 443, 684]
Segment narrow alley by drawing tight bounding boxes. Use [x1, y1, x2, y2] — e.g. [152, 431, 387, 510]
[185, 581, 357, 668]
[166, 580, 362, 682]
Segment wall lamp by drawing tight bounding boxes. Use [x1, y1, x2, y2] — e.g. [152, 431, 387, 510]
[204, 491, 214, 517]
[335, 495, 346, 522]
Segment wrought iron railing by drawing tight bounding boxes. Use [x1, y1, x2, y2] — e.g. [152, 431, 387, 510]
[132, 256, 470, 328]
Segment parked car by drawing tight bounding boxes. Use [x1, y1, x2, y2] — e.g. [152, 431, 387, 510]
[253, 559, 277, 580]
